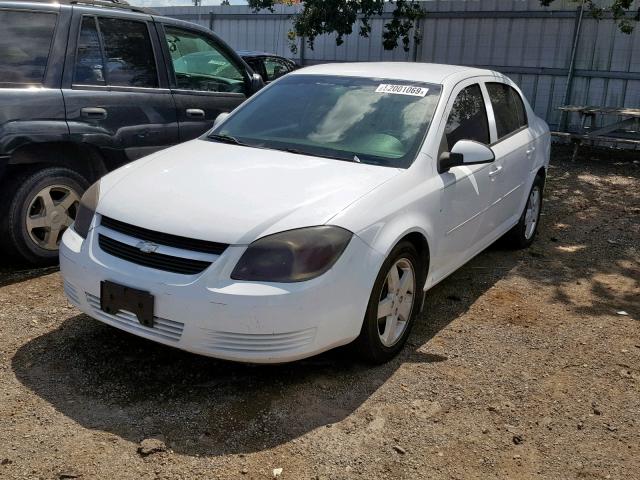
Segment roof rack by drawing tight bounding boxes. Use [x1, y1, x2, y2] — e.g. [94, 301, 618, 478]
[14, 0, 156, 14]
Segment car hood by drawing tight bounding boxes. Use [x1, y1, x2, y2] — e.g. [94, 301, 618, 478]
[97, 139, 400, 245]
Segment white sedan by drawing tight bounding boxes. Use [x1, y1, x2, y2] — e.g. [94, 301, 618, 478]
[60, 62, 550, 364]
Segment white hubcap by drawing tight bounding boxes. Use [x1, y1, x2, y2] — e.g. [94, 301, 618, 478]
[377, 258, 416, 347]
[26, 185, 80, 251]
[524, 186, 541, 240]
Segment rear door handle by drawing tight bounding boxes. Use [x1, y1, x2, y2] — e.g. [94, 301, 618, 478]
[526, 147, 536, 156]
[186, 108, 205, 118]
[81, 107, 107, 119]
[488, 165, 503, 177]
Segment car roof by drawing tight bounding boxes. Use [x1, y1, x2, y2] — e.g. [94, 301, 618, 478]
[291, 62, 497, 84]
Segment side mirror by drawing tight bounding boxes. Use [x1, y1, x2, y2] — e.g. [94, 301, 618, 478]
[438, 140, 495, 174]
[249, 72, 264, 94]
[213, 112, 229, 129]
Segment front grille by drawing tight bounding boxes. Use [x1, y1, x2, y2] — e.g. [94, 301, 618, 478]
[99, 234, 211, 275]
[101, 216, 228, 255]
[86, 292, 184, 342]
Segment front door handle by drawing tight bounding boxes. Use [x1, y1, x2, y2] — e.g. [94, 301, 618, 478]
[81, 107, 107, 119]
[488, 165, 503, 177]
[186, 108, 205, 118]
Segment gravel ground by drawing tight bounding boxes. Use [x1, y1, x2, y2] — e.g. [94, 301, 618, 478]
[0, 146, 638, 480]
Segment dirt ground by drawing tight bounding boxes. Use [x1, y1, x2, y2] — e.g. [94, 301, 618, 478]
[0, 145, 638, 480]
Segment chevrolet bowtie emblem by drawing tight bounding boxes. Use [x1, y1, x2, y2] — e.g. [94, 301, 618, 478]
[136, 241, 159, 253]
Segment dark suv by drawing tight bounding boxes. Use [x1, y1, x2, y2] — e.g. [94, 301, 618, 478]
[0, 0, 263, 264]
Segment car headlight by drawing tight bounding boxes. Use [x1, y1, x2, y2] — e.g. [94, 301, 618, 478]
[231, 226, 353, 283]
[73, 180, 100, 238]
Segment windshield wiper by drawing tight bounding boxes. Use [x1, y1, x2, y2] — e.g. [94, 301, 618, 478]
[209, 133, 247, 146]
[282, 147, 361, 164]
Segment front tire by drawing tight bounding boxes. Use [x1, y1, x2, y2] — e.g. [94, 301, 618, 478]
[0, 167, 89, 264]
[503, 174, 544, 249]
[355, 241, 425, 364]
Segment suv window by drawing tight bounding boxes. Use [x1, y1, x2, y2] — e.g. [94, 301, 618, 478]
[486, 83, 527, 139]
[0, 10, 57, 84]
[74, 16, 158, 88]
[444, 84, 490, 149]
[164, 26, 245, 94]
[264, 57, 291, 82]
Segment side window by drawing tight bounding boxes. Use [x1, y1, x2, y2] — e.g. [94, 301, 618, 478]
[264, 57, 290, 82]
[164, 26, 245, 94]
[74, 17, 104, 85]
[486, 83, 528, 140]
[98, 18, 158, 88]
[74, 16, 158, 88]
[444, 84, 490, 149]
[0, 10, 57, 84]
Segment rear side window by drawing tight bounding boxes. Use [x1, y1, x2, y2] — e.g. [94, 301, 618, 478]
[74, 16, 158, 88]
[486, 83, 527, 140]
[444, 84, 490, 149]
[0, 10, 57, 84]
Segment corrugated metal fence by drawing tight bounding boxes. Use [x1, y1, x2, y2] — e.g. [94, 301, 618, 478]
[156, 1, 640, 130]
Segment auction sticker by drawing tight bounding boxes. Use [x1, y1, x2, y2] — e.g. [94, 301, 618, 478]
[375, 84, 428, 97]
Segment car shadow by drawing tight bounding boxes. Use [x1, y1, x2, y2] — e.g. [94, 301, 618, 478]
[0, 256, 58, 288]
[11, 243, 517, 457]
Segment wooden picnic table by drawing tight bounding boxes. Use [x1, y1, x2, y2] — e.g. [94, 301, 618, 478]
[553, 105, 640, 161]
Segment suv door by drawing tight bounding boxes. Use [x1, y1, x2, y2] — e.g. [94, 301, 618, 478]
[62, 10, 179, 168]
[435, 81, 498, 272]
[484, 81, 533, 230]
[157, 23, 250, 141]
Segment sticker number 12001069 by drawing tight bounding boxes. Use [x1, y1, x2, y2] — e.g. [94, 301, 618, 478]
[375, 84, 429, 97]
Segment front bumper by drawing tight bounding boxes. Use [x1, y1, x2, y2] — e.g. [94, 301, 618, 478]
[59, 225, 383, 363]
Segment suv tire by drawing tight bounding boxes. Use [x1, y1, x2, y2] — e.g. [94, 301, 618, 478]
[0, 167, 89, 264]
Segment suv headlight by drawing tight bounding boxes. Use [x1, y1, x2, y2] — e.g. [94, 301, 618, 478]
[231, 226, 353, 283]
[73, 180, 100, 238]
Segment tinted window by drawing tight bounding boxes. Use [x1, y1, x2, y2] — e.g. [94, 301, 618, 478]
[164, 27, 245, 93]
[0, 10, 57, 84]
[264, 57, 291, 81]
[74, 17, 105, 85]
[486, 83, 527, 139]
[444, 84, 490, 149]
[99, 18, 158, 88]
[212, 75, 442, 168]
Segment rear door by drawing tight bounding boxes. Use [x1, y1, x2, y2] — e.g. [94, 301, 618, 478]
[63, 9, 179, 169]
[483, 81, 533, 231]
[155, 22, 251, 141]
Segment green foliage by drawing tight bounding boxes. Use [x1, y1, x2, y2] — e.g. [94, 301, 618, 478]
[540, 0, 639, 34]
[247, 0, 639, 55]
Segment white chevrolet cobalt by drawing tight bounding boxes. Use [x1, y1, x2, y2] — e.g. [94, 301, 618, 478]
[60, 63, 550, 364]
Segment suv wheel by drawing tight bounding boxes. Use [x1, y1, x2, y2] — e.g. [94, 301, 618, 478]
[0, 167, 89, 264]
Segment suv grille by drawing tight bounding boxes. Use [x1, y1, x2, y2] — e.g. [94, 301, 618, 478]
[101, 216, 228, 255]
[99, 235, 211, 275]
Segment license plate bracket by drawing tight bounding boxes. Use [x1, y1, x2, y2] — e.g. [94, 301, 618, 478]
[100, 280, 154, 327]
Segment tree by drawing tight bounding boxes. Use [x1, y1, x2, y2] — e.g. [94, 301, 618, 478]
[247, 0, 639, 53]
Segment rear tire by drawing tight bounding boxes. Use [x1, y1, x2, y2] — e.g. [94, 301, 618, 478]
[0, 167, 89, 265]
[503, 174, 544, 249]
[355, 241, 425, 364]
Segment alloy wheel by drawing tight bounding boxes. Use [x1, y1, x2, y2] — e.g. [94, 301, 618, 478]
[524, 185, 541, 240]
[26, 185, 80, 250]
[377, 257, 416, 347]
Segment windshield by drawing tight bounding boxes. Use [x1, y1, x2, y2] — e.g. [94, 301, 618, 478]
[209, 74, 442, 168]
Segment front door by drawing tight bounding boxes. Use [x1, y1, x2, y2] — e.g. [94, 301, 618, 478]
[63, 11, 179, 169]
[434, 82, 498, 276]
[157, 24, 249, 141]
